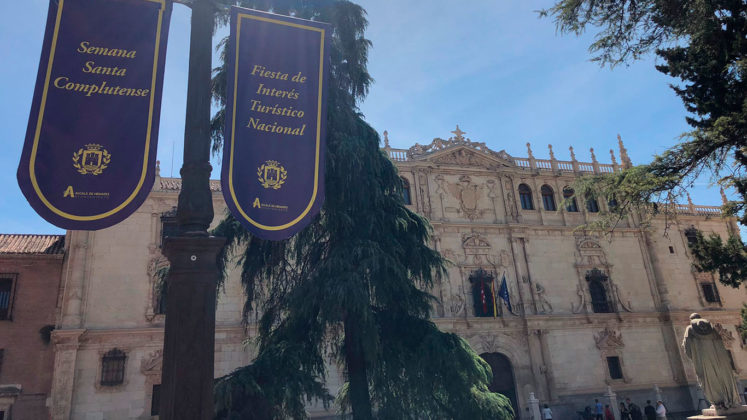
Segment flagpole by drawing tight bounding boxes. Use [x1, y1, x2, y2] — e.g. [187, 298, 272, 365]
[491, 275, 497, 318]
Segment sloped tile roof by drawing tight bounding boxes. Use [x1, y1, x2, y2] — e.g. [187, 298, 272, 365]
[158, 177, 222, 192]
[0, 234, 65, 255]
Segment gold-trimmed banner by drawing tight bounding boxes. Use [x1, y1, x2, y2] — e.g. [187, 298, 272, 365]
[17, 0, 171, 230]
[221, 7, 330, 240]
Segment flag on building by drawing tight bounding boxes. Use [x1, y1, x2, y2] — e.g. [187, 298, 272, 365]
[498, 274, 512, 313]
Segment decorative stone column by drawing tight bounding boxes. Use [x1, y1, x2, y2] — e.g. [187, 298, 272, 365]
[49, 329, 84, 420]
[528, 392, 541, 420]
[605, 386, 620, 420]
[0, 385, 21, 416]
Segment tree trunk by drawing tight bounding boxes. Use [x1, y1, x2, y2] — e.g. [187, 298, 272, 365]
[344, 316, 373, 420]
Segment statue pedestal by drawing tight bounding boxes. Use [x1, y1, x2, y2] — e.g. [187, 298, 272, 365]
[688, 405, 747, 420]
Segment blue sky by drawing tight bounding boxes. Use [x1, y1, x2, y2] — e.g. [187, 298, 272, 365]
[0, 1, 739, 235]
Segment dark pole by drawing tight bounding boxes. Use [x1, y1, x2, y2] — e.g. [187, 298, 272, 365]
[160, 0, 225, 419]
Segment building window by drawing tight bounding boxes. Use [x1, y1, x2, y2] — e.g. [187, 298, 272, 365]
[0, 349, 4, 377]
[685, 227, 698, 244]
[0, 276, 16, 321]
[151, 384, 161, 416]
[155, 282, 167, 315]
[160, 212, 179, 247]
[401, 177, 412, 205]
[701, 283, 720, 303]
[606, 356, 624, 380]
[541, 185, 556, 211]
[470, 269, 496, 317]
[587, 268, 612, 313]
[608, 196, 618, 211]
[669, 246, 675, 254]
[563, 187, 578, 212]
[100, 349, 127, 386]
[586, 194, 600, 213]
[518, 184, 534, 210]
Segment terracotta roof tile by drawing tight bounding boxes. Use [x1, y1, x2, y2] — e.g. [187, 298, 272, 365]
[0, 234, 65, 255]
[158, 177, 222, 192]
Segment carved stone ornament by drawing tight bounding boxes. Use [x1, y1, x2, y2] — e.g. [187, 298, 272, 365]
[571, 283, 586, 314]
[714, 323, 735, 344]
[575, 236, 609, 268]
[462, 232, 491, 250]
[595, 327, 624, 350]
[449, 293, 465, 317]
[535, 282, 553, 314]
[447, 176, 487, 221]
[141, 349, 163, 376]
[406, 127, 515, 165]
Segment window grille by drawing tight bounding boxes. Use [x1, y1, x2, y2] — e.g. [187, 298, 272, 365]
[541, 185, 556, 211]
[518, 184, 534, 210]
[100, 348, 127, 386]
[0, 277, 14, 321]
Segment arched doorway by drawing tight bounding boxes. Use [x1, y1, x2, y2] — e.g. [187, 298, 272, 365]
[480, 352, 518, 414]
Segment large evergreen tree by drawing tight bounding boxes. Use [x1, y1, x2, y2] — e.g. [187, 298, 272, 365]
[209, 1, 514, 419]
[541, 0, 747, 285]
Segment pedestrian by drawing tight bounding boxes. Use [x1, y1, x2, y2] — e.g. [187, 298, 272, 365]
[605, 404, 616, 420]
[620, 402, 631, 420]
[655, 400, 667, 419]
[644, 400, 656, 420]
[542, 403, 553, 420]
[627, 398, 643, 420]
[595, 399, 604, 420]
[584, 406, 594, 420]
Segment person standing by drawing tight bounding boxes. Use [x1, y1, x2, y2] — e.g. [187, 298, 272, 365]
[655, 401, 667, 419]
[619, 402, 631, 420]
[595, 399, 604, 420]
[644, 400, 656, 420]
[542, 404, 553, 420]
[605, 404, 616, 420]
[627, 398, 643, 420]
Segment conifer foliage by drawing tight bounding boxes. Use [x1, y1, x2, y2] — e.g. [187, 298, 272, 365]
[542, 0, 747, 286]
[210, 1, 514, 419]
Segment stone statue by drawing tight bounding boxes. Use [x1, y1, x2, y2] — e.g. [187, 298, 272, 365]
[682, 313, 742, 409]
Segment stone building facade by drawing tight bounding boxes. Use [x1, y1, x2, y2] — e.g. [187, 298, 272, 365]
[0, 234, 65, 419]
[48, 128, 744, 419]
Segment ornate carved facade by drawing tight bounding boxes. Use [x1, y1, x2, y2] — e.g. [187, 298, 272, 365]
[47, 128, 744, 419]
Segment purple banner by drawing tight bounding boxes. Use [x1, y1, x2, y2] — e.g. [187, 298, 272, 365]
[222, 7, 330, 240]
[17, 0, 171, 230]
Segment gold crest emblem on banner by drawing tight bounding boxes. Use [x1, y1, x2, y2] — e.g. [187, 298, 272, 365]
[73, 144, 111, 175]
[257, 160, 287, 190]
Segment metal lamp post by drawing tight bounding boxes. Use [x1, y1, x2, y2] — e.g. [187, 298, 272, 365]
[159, 0, 225, 418]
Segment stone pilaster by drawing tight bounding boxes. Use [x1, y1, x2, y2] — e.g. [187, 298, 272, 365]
[49, 329, 84, 420]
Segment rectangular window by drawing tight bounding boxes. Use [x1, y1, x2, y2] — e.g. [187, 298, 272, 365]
[669, 246, 675, 254]
[151, 384, 161, 416]
[0, 277, 15, 321]
[0, 349, 4, 377]
[160, 216, 179, 247]
[100, 349, 127, 386]
[701, 283, 720, 303]
[607, 356, 623, 380]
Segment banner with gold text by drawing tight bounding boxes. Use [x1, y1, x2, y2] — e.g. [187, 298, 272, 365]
[222, 7, 330, 240]
[17, 0, 172, 230]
